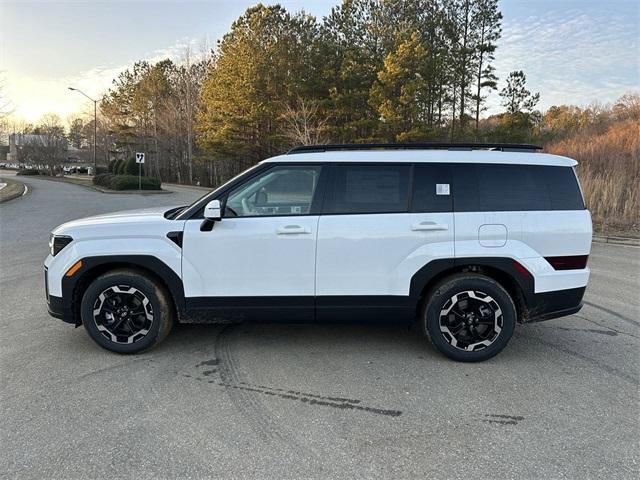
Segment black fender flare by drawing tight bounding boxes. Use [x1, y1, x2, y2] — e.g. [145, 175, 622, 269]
[409, 256, 534, 308]
[61, 255, 185, 325]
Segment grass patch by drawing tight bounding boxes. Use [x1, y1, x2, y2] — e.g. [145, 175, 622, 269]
[0, 177, 25, 202]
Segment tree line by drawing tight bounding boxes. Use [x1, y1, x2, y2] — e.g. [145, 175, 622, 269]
[3, 1, 580, 186]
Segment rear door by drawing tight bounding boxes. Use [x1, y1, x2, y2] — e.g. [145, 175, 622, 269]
[315, 162, 454, 321]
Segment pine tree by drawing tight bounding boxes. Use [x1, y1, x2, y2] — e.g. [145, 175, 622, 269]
[500, 71, 540, 114]
[471, 0, 501, 136]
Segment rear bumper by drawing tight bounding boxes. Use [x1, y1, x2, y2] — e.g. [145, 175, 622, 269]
[525, 286, 586, 322]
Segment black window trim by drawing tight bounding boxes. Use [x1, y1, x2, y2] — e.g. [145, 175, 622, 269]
[180, 160, 585, 220]
[187, 162, 329, 220]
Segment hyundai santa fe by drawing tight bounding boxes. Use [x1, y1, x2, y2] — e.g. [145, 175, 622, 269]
[44, 143, 592, 362]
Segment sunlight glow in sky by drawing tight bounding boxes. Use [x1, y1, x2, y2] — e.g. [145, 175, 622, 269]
[1, 0, 638, 125]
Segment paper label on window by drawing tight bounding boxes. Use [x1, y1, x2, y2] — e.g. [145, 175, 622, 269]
[436, 183, 450, 195]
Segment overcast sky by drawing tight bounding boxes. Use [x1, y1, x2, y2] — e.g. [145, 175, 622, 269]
[1, 0, 638, 123]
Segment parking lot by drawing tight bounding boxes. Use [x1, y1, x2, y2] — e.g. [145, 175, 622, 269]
[1, 176, 638, 479]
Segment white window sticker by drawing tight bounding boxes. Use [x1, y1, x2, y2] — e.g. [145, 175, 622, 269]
[436, 183, 450, 195]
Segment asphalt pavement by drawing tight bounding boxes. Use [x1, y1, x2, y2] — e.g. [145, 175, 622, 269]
[1, 176, 638, 479]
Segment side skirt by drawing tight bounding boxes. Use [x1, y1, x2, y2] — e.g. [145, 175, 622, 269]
[183, 296, 417, 324]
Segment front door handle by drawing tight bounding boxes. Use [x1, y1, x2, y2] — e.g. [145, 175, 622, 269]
[276, 225, 310, 235]
[411, 221, 449, 231]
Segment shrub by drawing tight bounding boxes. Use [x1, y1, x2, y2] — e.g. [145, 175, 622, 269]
[111, 175, 160, 190]
[123, 158, 143, 176]
[93, 173, 161, 190]
[112, 159, 123, 175]
[16, 168, 40, 176]
[95, 166, 108, 175]
[107, 159, 117, 173]
[93, 173, 114, 187]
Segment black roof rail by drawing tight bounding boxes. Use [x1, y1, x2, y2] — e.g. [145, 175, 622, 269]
[287, 142, 543, 154]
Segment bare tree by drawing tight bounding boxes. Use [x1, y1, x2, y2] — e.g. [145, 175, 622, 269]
[0, 72, 15, 145]
[26, 114, 67, 174]
[281, 97, 328, 146]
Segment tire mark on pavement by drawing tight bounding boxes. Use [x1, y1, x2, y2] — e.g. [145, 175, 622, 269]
[574, 314, 640, 339]
[522, 332, 639, 386]
[583, 301, 639, 328]
[208, 381, 401, 417]
[213, 324, 329, 472]
[550, 326, 617, 336]
[482, 414, 524, 425]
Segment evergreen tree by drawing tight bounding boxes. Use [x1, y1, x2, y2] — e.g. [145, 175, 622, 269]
[500, 70, 540, 114]
[196, 5, 320, 161]
[471, 0, 501, 136]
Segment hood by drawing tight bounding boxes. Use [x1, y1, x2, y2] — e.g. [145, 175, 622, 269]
[52, 205, 181, 237]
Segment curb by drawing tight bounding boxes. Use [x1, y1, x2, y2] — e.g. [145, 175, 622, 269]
[593, 235, 640, 247]
[163, 182, 211, 191]
[91, 185, 172, 194]
[21, 175, 173, 194]
[0, 179, 27, 204]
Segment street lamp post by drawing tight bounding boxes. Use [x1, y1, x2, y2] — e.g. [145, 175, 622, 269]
[68, 87, 97, 173]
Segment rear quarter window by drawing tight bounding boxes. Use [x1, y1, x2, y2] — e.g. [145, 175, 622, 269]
[452, 164, 585, 212]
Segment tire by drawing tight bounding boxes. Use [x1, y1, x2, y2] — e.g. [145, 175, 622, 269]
[80, 269, 174, 354]
[421, 273, 516, 362]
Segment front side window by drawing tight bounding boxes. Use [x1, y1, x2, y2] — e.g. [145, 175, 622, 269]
[326, 164, 410, 214]
[224, 165, 322, 217]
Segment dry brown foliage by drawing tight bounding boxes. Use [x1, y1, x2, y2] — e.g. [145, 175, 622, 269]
[546, 117, 639, 236]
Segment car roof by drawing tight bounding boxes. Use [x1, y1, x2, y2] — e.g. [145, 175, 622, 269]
[262, 150, 577, 167]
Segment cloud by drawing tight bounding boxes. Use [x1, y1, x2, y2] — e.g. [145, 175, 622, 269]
[5, 37, 206, 124]
[5, 6, 639, 123]
[486, 8, 639, 113]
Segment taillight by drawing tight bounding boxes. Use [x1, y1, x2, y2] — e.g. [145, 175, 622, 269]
[544, 255, 589, 270]
[512, 260, 531, 278]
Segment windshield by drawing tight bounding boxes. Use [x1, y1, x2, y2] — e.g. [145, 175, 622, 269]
[174, 164, 263, 220]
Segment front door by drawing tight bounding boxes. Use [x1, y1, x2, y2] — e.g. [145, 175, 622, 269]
[182, 164, 324, 321]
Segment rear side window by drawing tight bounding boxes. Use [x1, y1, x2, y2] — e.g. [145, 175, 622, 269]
[325, 164, 410, 214]
[411, 163, 453, 212]
[545, 166, 585, 210]
[453, 164, 585, 212]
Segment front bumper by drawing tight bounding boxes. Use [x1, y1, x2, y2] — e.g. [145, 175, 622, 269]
[44, 266, 74, 324]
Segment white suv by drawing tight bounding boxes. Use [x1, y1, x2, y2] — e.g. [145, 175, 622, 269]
[44, 143, 592, 361]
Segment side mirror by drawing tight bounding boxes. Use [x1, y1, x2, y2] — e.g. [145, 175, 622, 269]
[204, 199, 221, 221]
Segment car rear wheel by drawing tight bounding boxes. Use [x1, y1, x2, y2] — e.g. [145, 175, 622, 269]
[81, 269, 174, 353]
[422, 273, 516, 362]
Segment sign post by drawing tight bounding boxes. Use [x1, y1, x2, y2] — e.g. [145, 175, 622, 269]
[135, 152, 145, 190]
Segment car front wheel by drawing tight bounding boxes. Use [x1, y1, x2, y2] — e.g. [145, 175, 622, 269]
[80, 269, 174, 354]
[422, 273, 516, 362]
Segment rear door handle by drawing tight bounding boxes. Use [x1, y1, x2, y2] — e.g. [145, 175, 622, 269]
[276, 225, 310, 235]
[411, 221, 449, 231]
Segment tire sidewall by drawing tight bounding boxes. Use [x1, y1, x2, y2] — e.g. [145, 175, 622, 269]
[81, 271, 168, 354]
[425, 275, 516, 362]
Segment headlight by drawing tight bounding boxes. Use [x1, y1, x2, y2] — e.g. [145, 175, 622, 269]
[49, 234, 73, 256]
